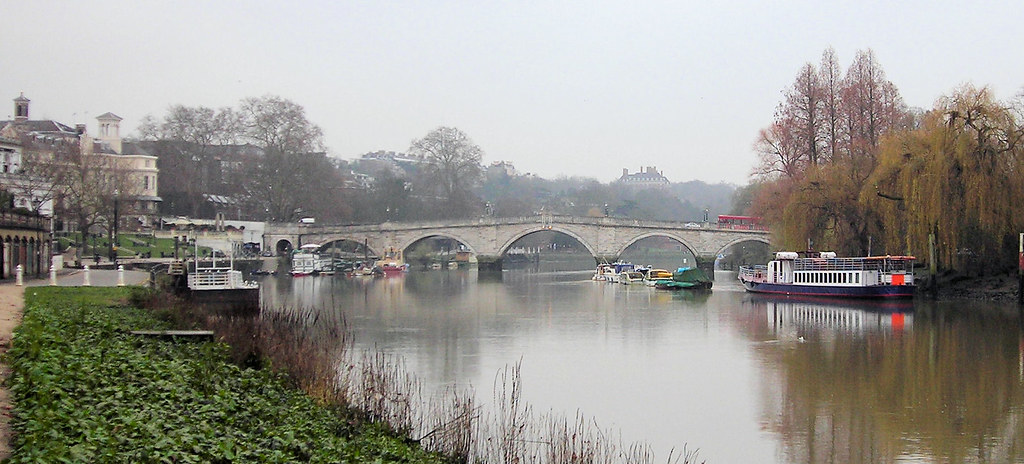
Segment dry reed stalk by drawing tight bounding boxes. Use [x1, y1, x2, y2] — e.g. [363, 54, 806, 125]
[348, 351, 421, 436]
[162, 298, 703, 464]
[418, 386, 478, 463]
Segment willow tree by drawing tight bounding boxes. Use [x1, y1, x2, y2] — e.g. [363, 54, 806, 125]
[869, 85, 1024, 273]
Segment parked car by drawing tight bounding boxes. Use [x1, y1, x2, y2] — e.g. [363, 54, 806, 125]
[684, 222, 701, 229]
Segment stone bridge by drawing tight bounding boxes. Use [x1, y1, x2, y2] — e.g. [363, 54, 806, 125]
[264, 215, 769, 271]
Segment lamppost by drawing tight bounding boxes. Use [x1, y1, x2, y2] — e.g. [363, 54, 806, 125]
[109, 190, 119, 264]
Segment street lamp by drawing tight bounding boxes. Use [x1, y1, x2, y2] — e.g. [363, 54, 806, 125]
[109, 190, 119, 264]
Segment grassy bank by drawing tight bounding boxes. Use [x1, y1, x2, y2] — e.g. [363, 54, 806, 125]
[5, 287, 447, 463]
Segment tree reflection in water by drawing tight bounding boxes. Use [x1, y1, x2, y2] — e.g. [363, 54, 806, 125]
[742, 295, 1024, 463]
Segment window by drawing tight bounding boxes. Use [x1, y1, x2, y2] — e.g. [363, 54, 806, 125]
[144, 176, 150, 190]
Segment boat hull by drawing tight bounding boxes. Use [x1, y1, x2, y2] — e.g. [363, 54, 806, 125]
[741, 280, 915, 298]
[654, 280, 712, 290]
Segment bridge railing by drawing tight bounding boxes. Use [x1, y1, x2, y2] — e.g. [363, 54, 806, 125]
[267, 214, 771, 234]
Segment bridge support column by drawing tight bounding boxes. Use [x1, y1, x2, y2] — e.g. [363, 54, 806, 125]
[696, 253, 717, 276]
[594, 255, 618, 265]
[477, 255, 503, 271]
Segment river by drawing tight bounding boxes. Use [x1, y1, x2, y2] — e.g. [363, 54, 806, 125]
[258, 257, 1024, 463]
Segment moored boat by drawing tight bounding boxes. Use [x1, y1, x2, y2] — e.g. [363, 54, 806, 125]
[653, 267, 713, 290]
[644, 269, 673, 286]
[375, 247, 408, 276]
[619, 270, 646, 284]
[290, 249, 318, 276]
[738, 251, 915, 298]
[593, 264, 615, 281]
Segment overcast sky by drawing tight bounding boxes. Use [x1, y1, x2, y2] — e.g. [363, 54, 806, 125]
[2, 1, 1022, 185]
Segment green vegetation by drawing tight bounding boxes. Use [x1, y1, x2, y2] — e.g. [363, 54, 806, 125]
[58, 233, 212, 259]
[5, 287, 447, 463]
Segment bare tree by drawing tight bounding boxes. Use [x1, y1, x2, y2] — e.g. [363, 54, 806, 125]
[753, 118, 806, 180]
[819, 47, 844, 164]
[240, 96, 323, 155]
[139, 105, 242, 216]
[409, 127, 484, 217]
[783, 63, 824, 166]
[235, 96, 339, 222]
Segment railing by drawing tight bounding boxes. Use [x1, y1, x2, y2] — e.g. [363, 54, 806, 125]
[738, 265, 769, 283]
[279, 215, 770, 233]
[188, 270, 256, 290]
[793, 257, 914, 273]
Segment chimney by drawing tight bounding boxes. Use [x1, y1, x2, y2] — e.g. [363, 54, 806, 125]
[622, 168, 628, 176]
[75, 124, 87, 135]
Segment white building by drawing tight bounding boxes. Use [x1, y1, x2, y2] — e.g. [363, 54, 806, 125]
[0, 94, 162, 228]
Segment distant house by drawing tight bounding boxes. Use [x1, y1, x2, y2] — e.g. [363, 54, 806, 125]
[488, 160, 517, 177]
[616, 166, 670, 187]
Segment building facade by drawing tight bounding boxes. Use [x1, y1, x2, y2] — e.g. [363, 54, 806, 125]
[617, 166, 670, 187]
[0, 94, 162, 231]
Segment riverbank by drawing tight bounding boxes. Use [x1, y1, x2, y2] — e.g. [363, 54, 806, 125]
[2, 286, 448, 463]
[927, 270, 1022, 303]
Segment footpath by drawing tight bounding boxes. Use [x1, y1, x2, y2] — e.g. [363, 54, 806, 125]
[0, 268, 150, 460]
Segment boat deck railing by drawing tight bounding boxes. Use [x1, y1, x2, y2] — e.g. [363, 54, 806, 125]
[188, 269, 257, 290]
[793, 257, 913, 273]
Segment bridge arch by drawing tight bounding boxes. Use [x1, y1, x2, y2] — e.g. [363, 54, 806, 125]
[314, 236, 382, 257]
[497, 226, 597, 258]
[615, 232, 699, 259]
[714, 236, 771, 258]
[398, 232, 479, 255]
[274, 239, 294, 255]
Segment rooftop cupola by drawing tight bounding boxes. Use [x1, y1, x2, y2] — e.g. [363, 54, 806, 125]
[96, 112, 123, 154]
[13, 93, 29, 122]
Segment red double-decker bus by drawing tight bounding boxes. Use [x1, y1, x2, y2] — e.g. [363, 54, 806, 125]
[717, 215, 767, 231]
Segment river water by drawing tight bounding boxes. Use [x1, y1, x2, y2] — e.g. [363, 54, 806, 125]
[259, 257, 1024, 463]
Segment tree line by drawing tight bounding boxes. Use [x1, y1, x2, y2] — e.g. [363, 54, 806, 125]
[747, 47, 1024, 274]
[141, 97, 736, 227]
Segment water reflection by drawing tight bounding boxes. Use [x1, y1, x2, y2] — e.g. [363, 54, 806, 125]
[258, 267, 1024, 463]
[739, 295, 1024, 463]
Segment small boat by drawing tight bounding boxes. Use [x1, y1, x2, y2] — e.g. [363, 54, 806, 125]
[593, 264, 616, 281]
[378, 262, 408, 275]
[738, 251, 915, 298]
[349, 264, 376, 277]
[290, 248, 318, 276]
[317, 255, 336, 275]
[653, 267, 713, 290]
[619, 270, 646, 284]
[375, 247, 408, 276]
[644, 269, 673, 287]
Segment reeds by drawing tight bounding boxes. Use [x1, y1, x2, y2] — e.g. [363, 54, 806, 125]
[148, 293, 703, 464]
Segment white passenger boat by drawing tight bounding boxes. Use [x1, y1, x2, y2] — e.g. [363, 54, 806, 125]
[738, 251, 916, 298]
